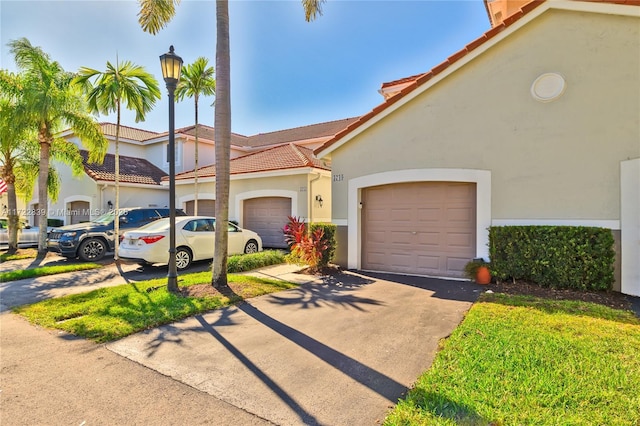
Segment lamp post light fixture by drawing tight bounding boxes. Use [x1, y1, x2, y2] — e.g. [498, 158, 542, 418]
[160, 45, 183, 292]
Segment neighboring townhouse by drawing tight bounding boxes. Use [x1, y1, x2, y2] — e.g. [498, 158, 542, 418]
[171, 117, 359, 248]
[315, 0, 640, 295]
[38, 117, 358, 249]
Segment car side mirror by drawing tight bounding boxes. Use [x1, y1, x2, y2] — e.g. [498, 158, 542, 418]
[119, 216, 128, 224]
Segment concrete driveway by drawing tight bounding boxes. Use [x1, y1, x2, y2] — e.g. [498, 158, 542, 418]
[108, 270, 484, 425]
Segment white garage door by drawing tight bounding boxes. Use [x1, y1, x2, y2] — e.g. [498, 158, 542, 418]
[362, 182, 476, 278]
[185, 200, 215, 216]
[243, 197, 291, 249]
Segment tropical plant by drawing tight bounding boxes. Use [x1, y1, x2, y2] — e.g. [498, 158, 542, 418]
[283, 216, 330, 272]
[4, 38, 108, 254]
[74, 59, 160, 260]
[0, 70, 32, 253]
[137, 0, 325, 289]
[175, 57, 216, 216]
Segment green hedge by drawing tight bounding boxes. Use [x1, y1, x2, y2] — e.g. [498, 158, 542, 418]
[489, 226, 615, 291]
[309, 222, 337, 267]
[227, 250, 285, 273]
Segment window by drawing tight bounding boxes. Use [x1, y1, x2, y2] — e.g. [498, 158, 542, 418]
[164, 141, 181, 166]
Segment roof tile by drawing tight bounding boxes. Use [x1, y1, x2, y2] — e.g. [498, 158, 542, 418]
[171, 143, 329, 181]
[81, 151, 167, 185]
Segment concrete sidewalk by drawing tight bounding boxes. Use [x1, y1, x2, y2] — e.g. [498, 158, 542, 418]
[108, 271, 483, 425]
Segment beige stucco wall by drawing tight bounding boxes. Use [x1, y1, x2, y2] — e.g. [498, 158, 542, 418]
[174, 171, 325, 225]
[330, 9, 639, 225]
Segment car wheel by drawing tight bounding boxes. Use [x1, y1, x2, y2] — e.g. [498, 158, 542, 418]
[244, 239, 259, 254]
[175, 247, 192, 270]
[78, 238, 106, 262]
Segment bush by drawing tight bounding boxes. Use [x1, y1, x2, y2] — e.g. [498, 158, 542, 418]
[226, 250, 285, 273]
[283, 216, 337, 271]
[489, 226, 615, 291]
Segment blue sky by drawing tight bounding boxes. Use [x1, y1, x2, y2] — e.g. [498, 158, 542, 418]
[1, 0, 490, 136]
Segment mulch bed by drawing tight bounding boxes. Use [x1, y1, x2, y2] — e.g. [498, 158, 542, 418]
[486, 279, 634, 312]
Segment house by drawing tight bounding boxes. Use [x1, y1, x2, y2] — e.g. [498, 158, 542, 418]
[315, 0, 640, 296]
[40, 117, 358, 248]
[170, 118, 358, 248]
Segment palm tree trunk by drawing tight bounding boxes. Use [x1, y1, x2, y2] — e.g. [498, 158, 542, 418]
[6, 179, 19, 254]
[194, 95, 199, 216]
[114, 104, 121, 260]
[211, 0, 230, 289]
[37, 129, 50, 255]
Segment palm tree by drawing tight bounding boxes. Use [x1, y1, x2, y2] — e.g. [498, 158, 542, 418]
[0, 70, 96, 254]
[175, 57, 216, 216]
[5, 38, 108, 254]
[74, 60, 160, 260]
[138, 0, 325, 289]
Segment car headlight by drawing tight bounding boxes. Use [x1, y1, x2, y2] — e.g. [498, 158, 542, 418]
[62, 231, 78, 237]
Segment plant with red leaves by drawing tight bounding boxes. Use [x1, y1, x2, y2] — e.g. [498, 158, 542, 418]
[283, 216, 330, 272]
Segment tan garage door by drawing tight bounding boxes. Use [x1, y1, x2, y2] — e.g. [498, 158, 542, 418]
[243, 197, 291, 249]
[362, 182, 476, 278]
[69, 201, 90, 224]
[185, 200, 215, 216]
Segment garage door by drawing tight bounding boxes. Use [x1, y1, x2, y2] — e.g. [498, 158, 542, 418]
[69, 201, 90, 224]
[185, 200, 215, 216]
[243, 197, 291, 249]
[362, 182, 476, 278]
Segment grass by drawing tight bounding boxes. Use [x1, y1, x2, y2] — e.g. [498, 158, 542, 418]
[13, 271, 297, 343]
[0, 263, 102, 282]
[385, 293, 640, 425]
[0, 248, 38, 262]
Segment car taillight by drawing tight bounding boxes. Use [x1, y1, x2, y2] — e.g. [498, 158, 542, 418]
[140, 235, 165, 244]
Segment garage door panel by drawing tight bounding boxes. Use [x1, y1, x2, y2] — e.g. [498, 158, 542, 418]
[417, 232, 440, 246]
[417, 208, 442, 222]
[362, 182, 476, 278]
[367, 208, 389, 222]
[447, 207, 474, 223]
[391, 208, 413, 222]
[447, 232, 475, 248]
[389, 252, 413, 267]
[389, 231, 414, 245]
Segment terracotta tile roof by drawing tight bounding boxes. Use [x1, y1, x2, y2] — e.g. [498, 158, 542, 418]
[171, 143, 329, 181]
[245, 117, 360, 148]
[380, 73, 425, 90]
[99, 123, 160, 141]
[169, 124, 250, 147]
[315, 0, 640, 157]
[81, 150, 167, 185]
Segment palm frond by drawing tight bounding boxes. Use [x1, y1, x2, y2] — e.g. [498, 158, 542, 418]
[138, 0, 180, 35]
[302, 0, 325, 22]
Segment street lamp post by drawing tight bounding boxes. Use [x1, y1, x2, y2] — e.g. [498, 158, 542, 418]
[160, 45, 183, 293]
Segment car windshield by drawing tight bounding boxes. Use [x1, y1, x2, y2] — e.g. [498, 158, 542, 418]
[135, 217, 170, 232]
[92, 211, 118, 225]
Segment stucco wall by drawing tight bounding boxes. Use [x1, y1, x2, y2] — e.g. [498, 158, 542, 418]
[174, 172, 316, 224]
[330, 9, 640, 224]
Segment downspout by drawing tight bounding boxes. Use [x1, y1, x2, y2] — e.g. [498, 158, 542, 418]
[309, 171, 321, 226]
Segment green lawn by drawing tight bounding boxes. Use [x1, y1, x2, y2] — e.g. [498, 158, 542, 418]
[385, 293, 640, 425]
[13, 271, 297, 343]
[0, 263, 102, 282]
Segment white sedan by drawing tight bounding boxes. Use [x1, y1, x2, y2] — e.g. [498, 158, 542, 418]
[118, 216, 262, 270]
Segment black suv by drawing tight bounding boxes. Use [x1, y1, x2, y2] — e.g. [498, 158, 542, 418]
[47, 207, 186, 261]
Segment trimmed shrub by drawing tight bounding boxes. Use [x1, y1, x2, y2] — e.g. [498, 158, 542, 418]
[227, 250, 285, 273]
[309, 222, 337, 268]
[489, 226, 615, 291]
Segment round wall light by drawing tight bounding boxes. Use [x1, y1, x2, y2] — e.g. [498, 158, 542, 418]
[531, 72, 566, 102]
